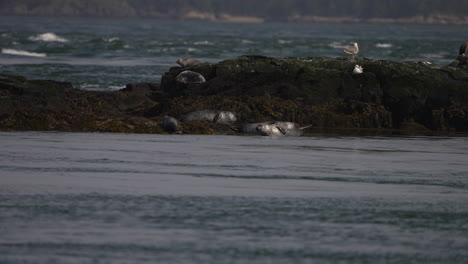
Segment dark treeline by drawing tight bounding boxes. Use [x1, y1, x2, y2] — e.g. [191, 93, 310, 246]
[0, 0, 467, 21]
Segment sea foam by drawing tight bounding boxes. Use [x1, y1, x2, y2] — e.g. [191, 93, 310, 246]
[29, 32, 68, 43]
[328, 41, 347, 49]
[376, 43, 393, 48]
[1, 48, 47, 57]
[194, 40, 214, 46]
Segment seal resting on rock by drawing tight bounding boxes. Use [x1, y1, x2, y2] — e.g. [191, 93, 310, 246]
[460, 42, 468, 56]
[162, 116, 179, 132]
[176, 58, 201, 67]
[240, 121, 311, 136]
[175, 71, 206, 84]
[180, 110, 238, 124]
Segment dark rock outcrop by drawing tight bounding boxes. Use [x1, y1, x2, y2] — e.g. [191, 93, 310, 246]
[0, 74, 164, 133]
[161, 56, 468, 131]
[1, 55, 468, 135]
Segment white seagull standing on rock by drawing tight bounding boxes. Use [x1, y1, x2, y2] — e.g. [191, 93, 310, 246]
[353, 65, 363, 75]
[344, 42, 359, 61]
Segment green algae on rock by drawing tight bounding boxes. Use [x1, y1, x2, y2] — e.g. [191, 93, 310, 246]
[1, 55, 468, 135]
[161, 55, 468, 132]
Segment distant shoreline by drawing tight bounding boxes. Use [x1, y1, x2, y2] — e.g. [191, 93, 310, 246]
[1, 12, 468, 26]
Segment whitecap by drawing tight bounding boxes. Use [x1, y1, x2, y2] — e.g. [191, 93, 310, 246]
[376, 43, 393, 48]
[1, 48, 47, 57]
[187, 47, 198, 52]
[421, 53, 444, 59]
[241, 39, 255, 44]
[159, 47, 176, 52]
[328, 41, 347, 49]
[104, 37, 120, 42]
[79, 84, 125, 91]
[194, 40, 213, 46]
[79, 84, 100, 90]
[29, 32, 68, 43]
[108, 85, 126, 90]
[278, 39, 292, 44]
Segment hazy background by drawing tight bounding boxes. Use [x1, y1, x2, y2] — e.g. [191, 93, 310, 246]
[1, 0, 467, 24]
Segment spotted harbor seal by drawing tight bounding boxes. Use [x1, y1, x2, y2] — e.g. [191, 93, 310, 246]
[162, 116, 179, 132]
[460, 42, 468, 56]
[176, 58, 201, 67]
[175, 71, 206, 84]
[240, 121, 311, 136]
[180, 110, 238, 124]
[344, 42, 359, 61]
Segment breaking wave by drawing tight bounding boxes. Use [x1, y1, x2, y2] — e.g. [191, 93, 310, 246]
[1, 48, 47, 57]
[193, 40, 214, 45]
[29, 32, 68, 43]
[376, 43, 393, 48]
[328, 41, 347, 49]
[104, 37, 120, 43]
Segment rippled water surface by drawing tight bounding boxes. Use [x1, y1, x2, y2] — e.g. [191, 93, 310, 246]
[1, 132, 468, 263]
[1, 16, 467, 90]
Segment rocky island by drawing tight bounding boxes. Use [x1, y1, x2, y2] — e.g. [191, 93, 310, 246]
[1, 55, 467, 135]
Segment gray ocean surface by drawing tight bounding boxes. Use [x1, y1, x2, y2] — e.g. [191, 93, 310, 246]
[1, 16, 468, 90]
[1, 16, 468, 263]
[1, 132, 468, 263]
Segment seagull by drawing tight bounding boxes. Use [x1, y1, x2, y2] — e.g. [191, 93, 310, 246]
[344, 42, 359, 61]
[353, 65, 363, 75]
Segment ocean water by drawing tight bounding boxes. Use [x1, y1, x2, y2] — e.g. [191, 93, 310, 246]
[1, 16, 468, 263]
[1, 16, 467, 90]
[1, 132, 468, 263]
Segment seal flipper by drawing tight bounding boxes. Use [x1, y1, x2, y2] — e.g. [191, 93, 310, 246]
[299, 124, 313, 130]
[213, 112, 221, 123]
[229, 126, 240, 133]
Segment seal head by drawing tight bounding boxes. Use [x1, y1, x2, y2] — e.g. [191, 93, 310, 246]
[256, 122, 286, 136]
[176, 58, 201, 67]
[162, 116, 179, 132]
[242, 121, 311, 136]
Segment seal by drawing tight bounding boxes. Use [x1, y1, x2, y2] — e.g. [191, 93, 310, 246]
[162, 116, 179, 132]
[180, 110, 238, 124]
[176, 58, 202, 67]
[175, 71, 206, 84]
[459, 42, 468, 56]
[240, 121, 311, 136]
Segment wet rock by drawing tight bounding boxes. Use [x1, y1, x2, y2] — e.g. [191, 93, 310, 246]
[161, 55, 468, 131]
[0, 74, 164, 133]
[2, 54, 468, 134]
[449, 55, 468, 70]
